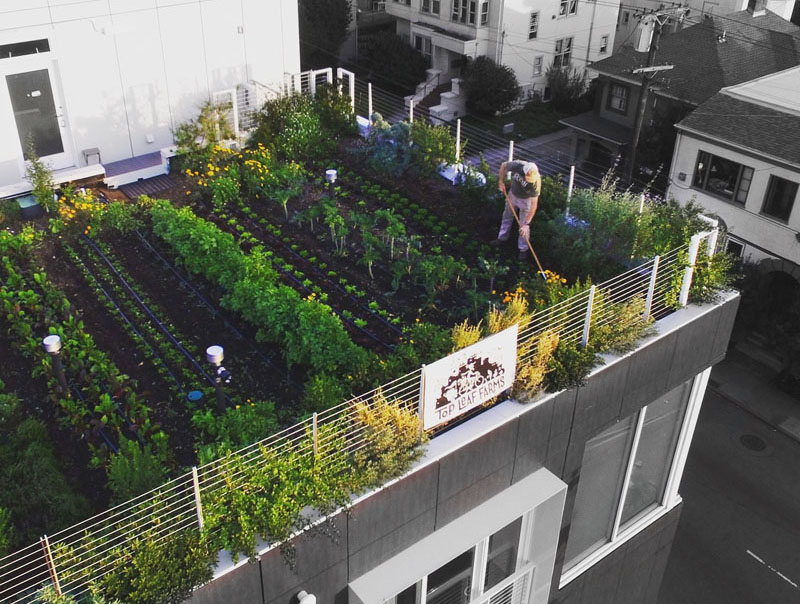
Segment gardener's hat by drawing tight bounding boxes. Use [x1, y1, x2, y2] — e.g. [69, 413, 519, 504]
[523, 162, 539, 182]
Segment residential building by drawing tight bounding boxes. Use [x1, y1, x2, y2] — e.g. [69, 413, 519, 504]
[0, 0, 300, 196]
[559, 5, 800, 178]
[614, 0, 798, 53]
[187, 290, 739, 604]
[381, 0, 620, 101]
[668, 66, 800, 282]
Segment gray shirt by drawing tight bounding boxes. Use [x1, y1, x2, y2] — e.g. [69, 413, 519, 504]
[506, 161, 539, 199]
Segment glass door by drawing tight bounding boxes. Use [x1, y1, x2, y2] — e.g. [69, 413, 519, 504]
[3, 65, 72, 169]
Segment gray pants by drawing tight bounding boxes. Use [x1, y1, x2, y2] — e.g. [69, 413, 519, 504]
[498, 191, 533, 251]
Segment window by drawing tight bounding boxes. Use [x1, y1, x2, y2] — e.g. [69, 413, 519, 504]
[607, 83, 629, 113]
[559, 0, 578, 17]
[563, 380, 694, 574]
[554, 37, 573, 67]
[600, 34, 609, 53]
[481, 1, 489, 25]
[415, 35, 433, 62]
[693, 151, 753, 203]
[762, 175, 798, 222]
[529, 11, 539, 39]
[387, 517, 526, 604]
[452, 0, 477, 24]
[421, 0, 441, 14]
[0, 39, 50, 59]
[393, 0, 411, 4]
[533, 55, 543, 76]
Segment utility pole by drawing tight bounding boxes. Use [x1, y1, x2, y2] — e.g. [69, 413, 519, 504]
[623, 6, 689, 185]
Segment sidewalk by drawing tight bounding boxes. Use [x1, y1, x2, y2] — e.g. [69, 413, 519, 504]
[708, 348, 800, 443]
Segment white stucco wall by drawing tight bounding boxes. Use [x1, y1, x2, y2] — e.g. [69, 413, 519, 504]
[0, 0, 300, 188]
[668, 130, 800, 266]
[501, 0, 619, 93]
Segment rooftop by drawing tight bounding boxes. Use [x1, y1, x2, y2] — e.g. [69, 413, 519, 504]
[590, 10, 800, 106]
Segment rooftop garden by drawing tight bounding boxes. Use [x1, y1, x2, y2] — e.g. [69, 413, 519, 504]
[0, 85, 733, 604]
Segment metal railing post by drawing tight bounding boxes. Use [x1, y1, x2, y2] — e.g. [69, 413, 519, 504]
[191, 466, 204, 530]
[456, 119, 461, 162]
[644, 255, 660, 321]
[508, 141, 514, 162]
[409, 99, 414, 123]
[312, 412, 319, 458]
[679, 234, 703, 307]
[368, 83, 373, 122]
[566, 166, 575, 216]
[40, 535, 61, 595]
[418, 365, 426, 441]
[582, 285, 597, 347]
[638, 193, 645, 214]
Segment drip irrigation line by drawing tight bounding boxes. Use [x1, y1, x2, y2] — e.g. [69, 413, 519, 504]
[133, 230, 301, 394]
[68, 250, 185, 393]
[236, 212, 405, 337]
[80, 235, 227, 395]
[203, 213, 394, 352]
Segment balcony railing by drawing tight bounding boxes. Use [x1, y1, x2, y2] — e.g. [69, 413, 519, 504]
[0, 220, 721, 603]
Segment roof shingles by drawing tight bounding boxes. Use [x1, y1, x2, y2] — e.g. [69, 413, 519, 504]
[591, 10, 800, 106]
[676, 93, 800, 165]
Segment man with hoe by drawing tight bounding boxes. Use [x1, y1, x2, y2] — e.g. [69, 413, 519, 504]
[491, 160, 541, 261]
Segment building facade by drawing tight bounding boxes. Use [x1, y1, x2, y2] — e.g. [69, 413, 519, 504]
[0, 0, 300, 194]
[382, 0, 620, 101]
[188, 292, 739, 604]
[559, 7, 800, 178]
[668, 68, 800, 276]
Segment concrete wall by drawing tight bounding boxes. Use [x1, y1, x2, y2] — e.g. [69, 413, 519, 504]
[188, 293, 739, 604]
[0, 0, 299, 187]
[668, 130, 800, 266]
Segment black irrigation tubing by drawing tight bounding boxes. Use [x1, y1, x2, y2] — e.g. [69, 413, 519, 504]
[67, 248, 186, 393]
[234, 210, 405, 337]
[100, 384, 146, 446]
[133, 230, 301, 394]
[80, 235, 227, 395]
[202, 212, 395, 352]
[70, 386, 119, 455]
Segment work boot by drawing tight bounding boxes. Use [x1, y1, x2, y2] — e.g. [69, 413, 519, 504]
[490, 238, 507, 247]
[518, 250, 529, 261]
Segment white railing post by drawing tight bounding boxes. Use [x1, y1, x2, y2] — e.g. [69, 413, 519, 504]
[679, 234, 703, 307]
[191, 466, 204, 530]
[582, 285, 597, 347]
[409, 99, 414, 123]
[312, 412, 319, 458]
[706, 227, 719, 257]
[508, 141, 514, 162]
[40, 535, 61, 595]
[644, 255, 660, 320]
[368, 83, 373, 122]
[418, 365, 426, 440]
[456, 118, 461, 162]
[566, 166, 575, 216]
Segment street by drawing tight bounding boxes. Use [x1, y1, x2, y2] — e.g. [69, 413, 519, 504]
[658, 388, 800, 603]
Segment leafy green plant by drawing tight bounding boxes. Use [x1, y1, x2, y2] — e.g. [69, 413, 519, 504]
[462, 56, 520, 116]
[25, 138, 57, 213]
[543, 340, 601, 392]
[106, 436, 170, 504]
[192, 400, 279, 464]
[351, 391, 427, 488]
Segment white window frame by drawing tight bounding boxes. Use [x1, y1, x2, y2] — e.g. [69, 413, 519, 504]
[559, 0, 578, 17]
[533, 55, 543, 76]
[554, 37, 572, 67]
[421, 0, 441, 15]
[480, 0, 489, 25]
[452, 0, 477, 24]
[560, 369, 711, 587]
[529, 11, 539, 39]
[607, 83, 629, 113]
[600, 34, 609, 53]
[386, 513, 535, 604]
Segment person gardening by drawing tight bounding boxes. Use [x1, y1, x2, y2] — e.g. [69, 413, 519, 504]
[491, 160, 541, 260]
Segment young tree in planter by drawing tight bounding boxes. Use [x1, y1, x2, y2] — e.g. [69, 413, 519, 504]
[299, 0, 353, 69]
[462, 56, 519, 116]
[25, 139, 57, 213]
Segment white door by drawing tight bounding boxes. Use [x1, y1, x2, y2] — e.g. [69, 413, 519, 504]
[2, 62, 73, 170]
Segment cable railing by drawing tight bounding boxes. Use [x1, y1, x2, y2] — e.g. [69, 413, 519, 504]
[0, 221, 725, 602]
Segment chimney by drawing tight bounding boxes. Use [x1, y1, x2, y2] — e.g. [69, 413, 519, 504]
[747, 0, 767, 16]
